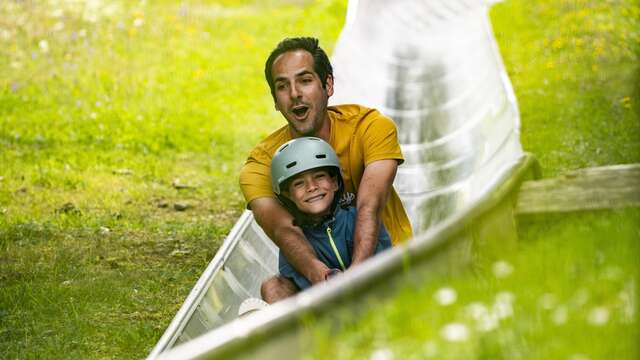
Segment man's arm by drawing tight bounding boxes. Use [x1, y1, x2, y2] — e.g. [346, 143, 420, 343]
[351, 159, 398, 265]
[250, 197, 330, 284]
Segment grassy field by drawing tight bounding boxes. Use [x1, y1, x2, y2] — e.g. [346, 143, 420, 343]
[308, 0, 640, 359]
[0, 0, 638, 359]
[0, 0, 345, 358]
[309, 209, 639, 360]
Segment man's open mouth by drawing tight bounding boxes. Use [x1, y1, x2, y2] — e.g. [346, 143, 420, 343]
[291, 105, 309, 117]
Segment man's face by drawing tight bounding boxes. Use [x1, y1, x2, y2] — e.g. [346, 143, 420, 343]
[284, 169, 338, 218]
[271, 50, 333, 137]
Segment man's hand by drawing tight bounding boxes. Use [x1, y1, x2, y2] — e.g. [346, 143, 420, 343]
[351, 159, 398, 265]
[249, 197, 329, 284]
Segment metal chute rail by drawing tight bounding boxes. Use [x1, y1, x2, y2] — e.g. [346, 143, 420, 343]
[148, 0, 526, 358]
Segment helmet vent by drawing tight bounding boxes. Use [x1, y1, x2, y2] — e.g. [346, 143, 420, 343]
[278, 144, 289, 152]
[315, 154, 327, 159]
[286, 161, 297, 169]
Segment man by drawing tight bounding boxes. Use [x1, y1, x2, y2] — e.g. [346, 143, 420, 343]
[239, 37, 412, 303]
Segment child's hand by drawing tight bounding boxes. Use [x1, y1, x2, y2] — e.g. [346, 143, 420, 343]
[324, 268, 342, 280]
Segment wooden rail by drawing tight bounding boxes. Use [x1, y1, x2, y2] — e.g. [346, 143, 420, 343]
[515, 164, 640, 215]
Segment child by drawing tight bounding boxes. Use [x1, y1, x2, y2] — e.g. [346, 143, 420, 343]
[270, 137, 392, 290]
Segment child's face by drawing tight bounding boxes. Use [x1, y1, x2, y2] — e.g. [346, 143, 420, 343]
[284, 168, 338, 218]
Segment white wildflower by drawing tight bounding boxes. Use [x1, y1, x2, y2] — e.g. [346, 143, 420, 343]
[466, 302, 497, 332]
[102, 3, 121, 17]
[423, 340, 438, 358]
[90, 112, 97, 119]
[477, 312, 499, 332]
[1, 29, 11, 41]
[434, 287, 457, 306]
[492, 260, 514, 278]
[493, 303, 513, 320]
[466, 301, 503, 332]
[53, 22, 65, 31]
[133, 18, 144, 27]
[83, 0, 102, 22]
[552, 305, 568, 325]
[539, 293, 557, 310]
[466, 302, 488, 320]
[493, 294, 514, 320]
[370, 348, 393, 360]
[99, 226, 110, 235]
[84, 14, 98, 23]
[39, 40, 49, 53]
[51, 9, 64, 18]
[587, 306, 609, 326]
[440, 323, 469, 342]
[496, 291, 514, 304]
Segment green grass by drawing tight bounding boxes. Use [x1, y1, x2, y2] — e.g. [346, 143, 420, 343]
[1, 0, 638, 358]
[307, 0, 640, 358]
[0, 0, 346, 358]
[492, 0, 640, 175]
[309, 210, 639, 360]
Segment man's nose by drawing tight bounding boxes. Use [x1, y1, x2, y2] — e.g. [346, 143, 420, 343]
[290, 83, 301, 99]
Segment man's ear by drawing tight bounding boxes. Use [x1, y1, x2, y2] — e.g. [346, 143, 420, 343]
[325, 75, 334, 97]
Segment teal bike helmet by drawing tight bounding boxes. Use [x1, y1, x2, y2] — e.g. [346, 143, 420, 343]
[271, 137, 344, 225]
[271, 137, 342, 195]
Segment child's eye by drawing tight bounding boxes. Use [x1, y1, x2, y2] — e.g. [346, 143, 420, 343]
[314, 173, 326, 179]
[292, 180, 304, 188]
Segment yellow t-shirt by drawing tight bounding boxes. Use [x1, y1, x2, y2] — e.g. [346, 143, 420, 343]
[239, 104, 413, 244]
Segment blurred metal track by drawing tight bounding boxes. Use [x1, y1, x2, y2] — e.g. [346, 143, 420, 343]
[148, 0, 525, 358]
[331, 0, 522, 232]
